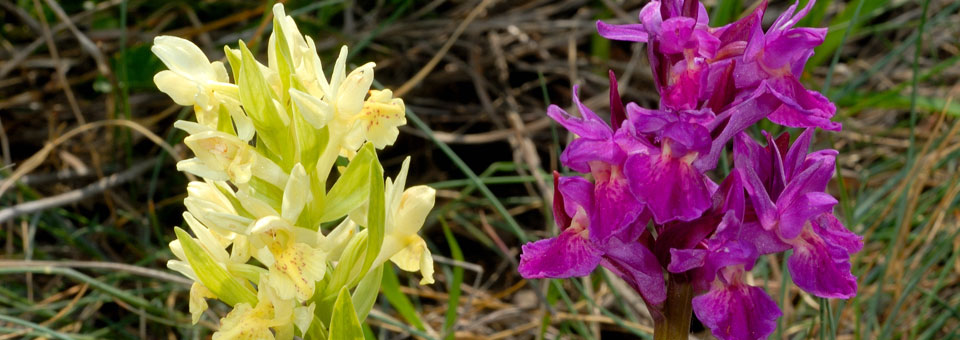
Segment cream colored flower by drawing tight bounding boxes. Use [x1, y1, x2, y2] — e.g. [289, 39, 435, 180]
[213, 300, 276, 340]
[189, 282, 216, 324]
[212, 276, 314, 340]
[248, 216, 327, 302]
[356, 89, 406, 149]
[152, 36, 238, 127]
[269, 4, 310, 72]
[317, 218, 359, 262]
[280, 163, 311, 224]
[184, 180, 252, 235]
[166, 211, 236, 301]
[370, 158, 437, 284]
[175, 121, 287, 187]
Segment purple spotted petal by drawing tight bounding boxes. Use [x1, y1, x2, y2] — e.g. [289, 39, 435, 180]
[625, 151, 712, 224]
[601, 237, 667, 305]
[518, 227, 602, 279]
[786, 219, 858, 298]
[591, 165, 645, 244]
[693, 279, 781, 340]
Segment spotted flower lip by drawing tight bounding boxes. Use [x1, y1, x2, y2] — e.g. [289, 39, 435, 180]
[518, 173, 666, 306]
[692, 267, 781, 340]
[735, 129, 862, 299]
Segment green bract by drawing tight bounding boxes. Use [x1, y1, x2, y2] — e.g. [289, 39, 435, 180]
[153, 3, 436, 339]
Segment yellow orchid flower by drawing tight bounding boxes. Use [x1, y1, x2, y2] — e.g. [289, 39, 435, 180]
[151, 36, 238, 127]
[175, 121, 288, 187]
[184, 180, 252, 235]
[212, 279, 313, 340]
[189, 282, 216, 324]
[248, 216, 327, 302]
[356, 89, 406, 149]
[367, 158, 437, 284]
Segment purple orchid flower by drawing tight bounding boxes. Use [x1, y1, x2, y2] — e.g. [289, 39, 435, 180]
[691, 265, 781, 340]
[597, 0, 716, 111]
[525, 0, 858, 338]
[735, 129, 862, 298]
[665, 179, 782, 340]
[669, 213, 781, 340]
[518, 172, 666, 306]
[547, 74, 647, 244]
[621, 103, 715, 224]
[734, 0, 841, 131]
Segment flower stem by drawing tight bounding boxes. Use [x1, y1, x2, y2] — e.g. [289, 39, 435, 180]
[653, 275, 693, 340]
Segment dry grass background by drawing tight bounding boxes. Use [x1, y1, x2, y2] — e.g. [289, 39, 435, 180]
[0, 0, 958, 339]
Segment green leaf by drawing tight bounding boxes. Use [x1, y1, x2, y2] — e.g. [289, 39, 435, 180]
[329, 287, 364, 340]
[214, 183, 255, 219]
[363, 323, 377, 340]
[174, 227, 257, 306]
[306, 315, 329, 340]
[271, 18, 293, 102]
[237, 40, 293, 168]
[247, 176, 284, 212]
[216, 103, 234, 135]
[361, 151, 385, 276]
[290, 76, 329, 175]
[224, 46, 242, 83]
[440, 218, 464, 339]
[380, 266, 426, 331]
[352, 264, 383, 322]
[320, 143, 376, 222]
[320, 231, 368, 308]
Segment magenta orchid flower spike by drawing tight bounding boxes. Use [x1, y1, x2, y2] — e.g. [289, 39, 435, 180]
[519, 1, 862, 339]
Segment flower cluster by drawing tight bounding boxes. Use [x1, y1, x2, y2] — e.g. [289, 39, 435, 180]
[154, 4, 435, 339]
[518, 1, 861, 339]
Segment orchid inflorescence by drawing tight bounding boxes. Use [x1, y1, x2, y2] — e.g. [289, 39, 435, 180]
[152, 4, 435, 339]
[518, 1, 862, 339]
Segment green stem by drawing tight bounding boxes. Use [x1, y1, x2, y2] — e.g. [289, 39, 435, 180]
[653, 275, 694, 340]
